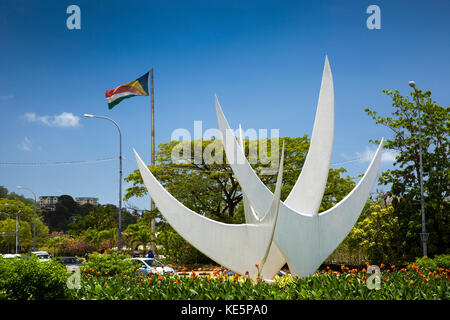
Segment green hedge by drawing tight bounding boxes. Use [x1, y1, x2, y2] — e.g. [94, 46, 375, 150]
[410, 254, 450, 270]
[0, 256, 69, 300]
[82, 251, 141, 276]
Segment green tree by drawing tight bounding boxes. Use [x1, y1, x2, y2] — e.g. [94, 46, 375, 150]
[0, 185, 34, 205]
[346, 195, 404, 264]
[123, 221, 153, 254]
[365, 88, 449, 260]
[0, 199, 48, 252]
[67, 204, 137, 247]
[42, 195, 77, 232]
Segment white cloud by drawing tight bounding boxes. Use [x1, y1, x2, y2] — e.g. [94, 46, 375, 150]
[18, 137, 32, 151]
[356, 146, 398, 163]
[23, 112, 80, 127]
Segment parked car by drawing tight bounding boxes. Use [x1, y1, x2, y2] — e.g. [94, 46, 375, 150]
[56, 256, 83, 267]
[31, 251, 51, 261]
[128, 257, 175, 275]
[0, 253, 21, 259]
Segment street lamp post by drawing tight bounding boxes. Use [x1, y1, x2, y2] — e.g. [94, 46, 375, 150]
[17, 186, 37, 251]
[408, 80, 428, 257]
[84, 114, 123, 252]
[4, 203, 21, 254]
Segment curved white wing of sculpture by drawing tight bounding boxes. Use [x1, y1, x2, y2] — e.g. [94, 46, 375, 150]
[223, 116, 383, 277]
[275, 139, 383, 277]
[215, 56, 383, 278]
[283, 55, 334, 214]
[238, 125, 261, 225]
[133, 146, 285, 279]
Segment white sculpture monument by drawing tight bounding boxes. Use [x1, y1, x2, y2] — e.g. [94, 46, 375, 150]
[133, 56, 383, 280]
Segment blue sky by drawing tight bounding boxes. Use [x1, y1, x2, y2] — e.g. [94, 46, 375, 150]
[0, 0, 449, 210]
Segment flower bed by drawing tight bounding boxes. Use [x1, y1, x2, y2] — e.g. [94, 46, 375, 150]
[67, 264, 449, 300]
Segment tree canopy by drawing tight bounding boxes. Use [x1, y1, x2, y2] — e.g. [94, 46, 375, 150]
[364, 88, 449, 260]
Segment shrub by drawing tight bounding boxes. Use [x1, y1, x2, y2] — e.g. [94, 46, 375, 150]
[433, 254, 450, 269]
[0, 256, 69, 300]
[409, 254, 450, 270]
[82, 251, 140, 276]
[412, 256, 438, 270]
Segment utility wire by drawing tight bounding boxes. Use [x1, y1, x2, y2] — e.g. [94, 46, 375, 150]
[0, 157, 118, 167]
[0, 156, 364, 167]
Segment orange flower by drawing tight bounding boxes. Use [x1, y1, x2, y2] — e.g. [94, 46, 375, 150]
[341, 265, 345, 271]
[380, 264, 385, 269]
[158, 276, 164, 281]
[391, 265, 396, 270]
[256, 276, 261, 281]
[139, 275, 143, 279]
[362, 276, 366, 281]
[326, 266, 330, 270]
[105, 282, 108, 286]
[147, 278, 152, 284]
[174, 280, 178, 284]
[255, 264, 259, 268]
[410, 280, 414, 285]
[435, 275, 439, 279]
[137, 282, 141, 286]
[401, 268, 406, 272]
[97, 272, 100, 275]
[362, 268, 366, 273]
[348, 280, 352, 283]
[120, 273, 123, 276]
[245, 270, 249, 275]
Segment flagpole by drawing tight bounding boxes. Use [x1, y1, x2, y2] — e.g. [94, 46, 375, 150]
[150, 68, 156, 253]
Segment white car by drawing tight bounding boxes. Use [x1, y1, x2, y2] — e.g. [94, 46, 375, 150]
[32, 251, 51, 261]
[1, 254, 21, 258]
[127, 257, 175, 275]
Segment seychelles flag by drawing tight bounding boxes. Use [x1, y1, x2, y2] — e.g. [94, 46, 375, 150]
[105, 72, 149, 109]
